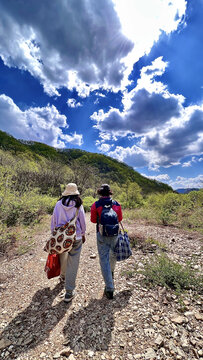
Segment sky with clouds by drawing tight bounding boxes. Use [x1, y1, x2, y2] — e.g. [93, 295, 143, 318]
[0, 0, 202, 190]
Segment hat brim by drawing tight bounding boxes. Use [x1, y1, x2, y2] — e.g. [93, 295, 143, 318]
[62, 190, 80, 196]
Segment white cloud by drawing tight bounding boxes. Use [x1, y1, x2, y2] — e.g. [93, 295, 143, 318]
[140, 173, 203, 190]
[67, 98, 82, 108]
[0, 94, 83, 147]
[108, 145, 148, 168]
[0, 0, 133, 96]
[97, 143, 112, 153]
[142, 174, 170, 182]
[91, 55, 203, 170]
[95, 92, 106, 98]
[182, 161, 192, 167]
[170, 175, 203, 189]
[0, 0, 186, 96]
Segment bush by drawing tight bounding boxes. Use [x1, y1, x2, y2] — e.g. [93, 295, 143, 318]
[142, 254, 203, 293]
[0, 190, 57, 226]
[83, 196, 96, 212]
[0, 222, 17, 254]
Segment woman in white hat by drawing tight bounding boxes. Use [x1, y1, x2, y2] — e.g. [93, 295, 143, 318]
[51, 183, 86, 302]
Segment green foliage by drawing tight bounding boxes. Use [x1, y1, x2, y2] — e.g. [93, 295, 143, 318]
[142, 254, 203, 293]
[83, 196, 96, 212]
[0, 223, 16, 254]
[116, 181, 143, 209]
[125, 190, 203, 231]
[145, 237, 168, 251]
[0, 130, 173, 196]
[0, 189, 57, 227]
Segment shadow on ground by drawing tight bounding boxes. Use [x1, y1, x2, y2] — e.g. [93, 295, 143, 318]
[0, 282, 69, 359]
[63, 289, 132, 352]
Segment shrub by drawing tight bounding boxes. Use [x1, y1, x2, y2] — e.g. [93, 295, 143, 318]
[142, 254, 203, 293]
[83, 196, 96, 212]
[0, 190, 57, 226]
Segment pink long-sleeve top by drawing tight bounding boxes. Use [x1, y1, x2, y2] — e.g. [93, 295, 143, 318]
[51, 200, 86, 240]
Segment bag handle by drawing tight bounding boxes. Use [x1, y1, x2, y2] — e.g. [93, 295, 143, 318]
[120, 221, 125, 232]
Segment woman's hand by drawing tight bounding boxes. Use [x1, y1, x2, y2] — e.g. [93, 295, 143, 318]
[82, 235, 86, 243]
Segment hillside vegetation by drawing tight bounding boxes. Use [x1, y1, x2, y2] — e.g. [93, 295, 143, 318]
[0, 130, 171, 195]
[0, 130, 202, 255]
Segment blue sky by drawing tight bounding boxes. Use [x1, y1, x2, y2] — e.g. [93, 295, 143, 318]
[0, 0, 202, 189]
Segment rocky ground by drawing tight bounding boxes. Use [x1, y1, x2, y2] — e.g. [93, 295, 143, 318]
[0, 214, 202, 360]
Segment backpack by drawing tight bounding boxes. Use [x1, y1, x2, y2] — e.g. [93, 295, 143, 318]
[99, 201, 119, 237]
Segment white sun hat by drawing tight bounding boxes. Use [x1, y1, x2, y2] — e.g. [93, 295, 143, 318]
[62, 183, 80, 196]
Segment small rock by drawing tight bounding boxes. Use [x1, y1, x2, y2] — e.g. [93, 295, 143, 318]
[195, 312, 203, 321]
[88, 350, 95, 357]
[171, 315, 186, 324]
[63, 339, 71, 346]
[198, 349, 203, 356]
[0, 338, 12, 350]
[90, 254, 97, 259]
[152, 315, 160, 322]
[184, 311, 194, 317]
[23, 336, 34, 346]
[40, 353, 47, 358]
[183, 300, 190, 306]
[53, 353, 61, 359]
[60, 348, 71, 357]
[190, 338, 196, 346]
[144, 328, 155, 337]
[68, 355, 76, 360]
[126, 325, 134, 331]
[134, 355, 142, 359]
[154, 334, 164, 347]
[145, 348, 156, 359]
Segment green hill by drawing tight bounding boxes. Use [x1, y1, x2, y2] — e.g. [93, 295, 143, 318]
[0, 130, 172, 194]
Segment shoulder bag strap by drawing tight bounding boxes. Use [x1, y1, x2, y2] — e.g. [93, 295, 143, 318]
[120, 221, 125, 232]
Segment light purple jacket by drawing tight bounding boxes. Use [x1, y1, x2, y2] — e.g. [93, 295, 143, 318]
[51, 200, 86, 240]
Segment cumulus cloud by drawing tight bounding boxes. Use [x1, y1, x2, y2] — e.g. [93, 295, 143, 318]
[91, 88, 181, 135]
[0, 0, 134, 96]
[0, 0, 186, 96]
[171, 175, 203, 189]
[91, 55, 203, 170]
[140, 173, 203, 190]
[97, 143, 113, 152]
[142, 106, 203, 167]
[0, 94, 83, 147]
[141, 173, 170, 182]
[91, 57, 183, 137]
[108, 145, 148, 168]
[67, 99, 82, 108]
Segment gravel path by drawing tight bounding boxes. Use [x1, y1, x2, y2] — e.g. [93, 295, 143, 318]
[0, 214, 202, 360]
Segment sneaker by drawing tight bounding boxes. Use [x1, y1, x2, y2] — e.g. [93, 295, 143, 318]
[64, 291, 74, 303]
[104, 289, 114, 300]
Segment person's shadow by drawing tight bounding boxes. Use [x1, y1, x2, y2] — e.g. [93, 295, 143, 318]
[0, 283, 68, 359]
[63, 289, 132, 352]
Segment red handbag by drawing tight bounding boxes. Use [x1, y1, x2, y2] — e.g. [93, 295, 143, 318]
[44, 253, 61, 279]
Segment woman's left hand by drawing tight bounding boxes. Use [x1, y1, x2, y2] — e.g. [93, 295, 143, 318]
[82, 235, 86, 243]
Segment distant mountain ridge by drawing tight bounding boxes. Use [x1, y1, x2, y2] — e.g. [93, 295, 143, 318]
[0, 130, 173, 195]
[176, 188, 200, 194]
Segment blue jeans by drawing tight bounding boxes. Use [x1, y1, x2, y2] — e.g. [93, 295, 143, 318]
[97, 232, 117, 291]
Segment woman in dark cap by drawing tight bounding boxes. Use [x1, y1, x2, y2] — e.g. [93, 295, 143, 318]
[90, 184, 122, 299]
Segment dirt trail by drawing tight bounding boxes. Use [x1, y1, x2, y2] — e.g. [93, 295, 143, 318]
[0, 214, 202, 360]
